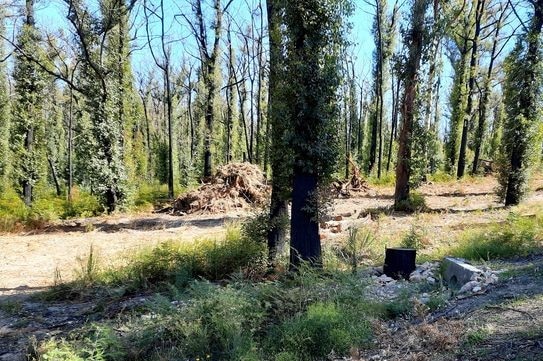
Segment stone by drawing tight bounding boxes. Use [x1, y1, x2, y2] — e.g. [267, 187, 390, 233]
[442, 257, 483, 287]
[472, 286, 482, 293]
[459, 280, 480, 294]
[334, 215, 343, 221]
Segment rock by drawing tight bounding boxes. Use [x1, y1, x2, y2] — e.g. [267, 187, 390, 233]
[472, 286, 482, 293]
[0, 353, 24, 361]
[339, 212, 353, 218]
[377, 274, 395, 283]
[459, 280, 480, 294]
[334, 215, 343, 221]
[427, 277, 436, 284]
[443, 257, 483, 287]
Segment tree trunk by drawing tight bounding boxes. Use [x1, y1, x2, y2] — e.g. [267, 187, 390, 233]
[457, 0, 485, 179]
[266, 0, 290, 264]
[472, 4, 503, 174]
[290, 172, 320, 267]
[394, 0, 430, 208]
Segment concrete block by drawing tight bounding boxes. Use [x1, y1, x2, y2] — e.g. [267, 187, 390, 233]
[442, 257, 482, 287]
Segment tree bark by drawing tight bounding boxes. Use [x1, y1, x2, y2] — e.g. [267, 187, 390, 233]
[394, 0, 430, 208]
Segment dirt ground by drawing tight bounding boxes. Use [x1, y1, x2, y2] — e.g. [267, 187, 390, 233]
[1, 175, 543, 360]
[1, 175, 542, 293]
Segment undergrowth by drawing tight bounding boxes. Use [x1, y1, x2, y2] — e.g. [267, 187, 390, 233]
[432, 212, 543, 261]
[43, 227, 267, 300]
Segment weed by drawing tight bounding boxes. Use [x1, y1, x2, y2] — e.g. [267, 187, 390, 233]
[0, 299, 23, 315]
[394, 192, 427, 213]
[267, 302, 372, 360]
[436, 212, 543, 261]
[400, 224, 426, 250]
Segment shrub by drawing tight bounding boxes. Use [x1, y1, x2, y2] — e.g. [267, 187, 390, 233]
[394, 192, 427, 213]
[442, 213, 543, 261]
[268, 302, 371, 360]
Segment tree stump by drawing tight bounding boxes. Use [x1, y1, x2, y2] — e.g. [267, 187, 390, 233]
[383, 248, 416, 279]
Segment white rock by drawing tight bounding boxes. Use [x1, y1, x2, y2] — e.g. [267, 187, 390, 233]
[472, 286, 482, 293]
[427, 277, 436, 284]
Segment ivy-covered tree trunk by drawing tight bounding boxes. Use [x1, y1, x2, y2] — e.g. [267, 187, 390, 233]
[500, 1, 543, 206]
[285, 0, 348, 267]
[266, 0, 290, 264]
[0, 12, 10, 190]
[11, 0, 45, 206]
[457, 0, 485, 179]
[394, 0, 430, 208]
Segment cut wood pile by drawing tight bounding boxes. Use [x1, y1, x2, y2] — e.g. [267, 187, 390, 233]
[172, 162, 270, 214]
[331, 157, 369, 198]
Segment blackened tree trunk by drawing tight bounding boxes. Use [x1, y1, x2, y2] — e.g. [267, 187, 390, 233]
[394, 0, 431, 208]
[290, 173, 320, 266]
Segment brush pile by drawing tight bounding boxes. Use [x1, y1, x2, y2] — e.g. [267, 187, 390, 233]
[172, 162, 270, 214]
[331, 157, 369, 198]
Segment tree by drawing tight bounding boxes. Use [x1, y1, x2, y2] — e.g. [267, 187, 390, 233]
[184, 0, 233, 178]
[285, 0, 351, 266]
[457, 0, 486, 178]
[472, 1, 508, 174]
[0, 11, 10, 190]
[144, 0, 175, 199]
[11, 0, 46, 206]
[66, 0, 136, 212]
[394, 0, 432, 209]
[499, 0, 543, 206]
[266, 0, 291, 264]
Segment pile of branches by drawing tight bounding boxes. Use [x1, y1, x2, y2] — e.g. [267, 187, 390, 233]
[331, 157, 369, 198]
[171, 163, 270, 214]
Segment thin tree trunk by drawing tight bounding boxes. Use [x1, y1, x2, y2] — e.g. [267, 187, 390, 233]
[394, 0, 430, 208]
[457, 0, 485, 178]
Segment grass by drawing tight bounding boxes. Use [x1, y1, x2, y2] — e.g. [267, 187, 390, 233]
[431, 212, 543, 261]
[34, 269, 387, 361]
[0, 182, 187, 233]
[43, 227, 267, 300]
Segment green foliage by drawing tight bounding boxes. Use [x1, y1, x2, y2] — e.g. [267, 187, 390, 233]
[394, 191, 427, 212]
[268, 302, 371, 360]
[435, 213, 543, 261]
[498, 13, 543, 205]
[0, 187, 102, 233]
[400, 225, 425, 250]
[283, 0, 353, 178]
[47, 228, 266, 297]
[338, 227, 376, 273]
[35, 325, 126, 361]
[11, 21, 47, 204]
[367, 171, 395, 186]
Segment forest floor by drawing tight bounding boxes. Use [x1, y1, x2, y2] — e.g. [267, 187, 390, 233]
[1, 174, 543, 360]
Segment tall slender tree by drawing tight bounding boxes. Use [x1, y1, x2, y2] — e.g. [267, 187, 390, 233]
[0, 11, 10, 190]
[499, 0, 543, 206]
[394, 0, 432, 209]
[11, 0, 46, 206]
[285, 0, 351, 266]
[266, 0, 291, 264]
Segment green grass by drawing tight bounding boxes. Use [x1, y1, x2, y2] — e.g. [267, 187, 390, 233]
[0, 182, 189, 233]
[43, 227, 267, 300]
[35, 269, 387, 361]
[432, 213, 543, 261]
